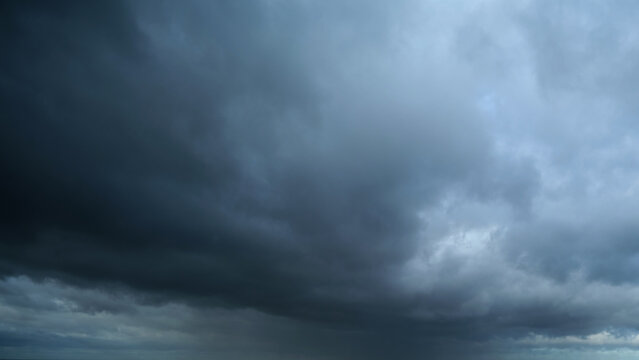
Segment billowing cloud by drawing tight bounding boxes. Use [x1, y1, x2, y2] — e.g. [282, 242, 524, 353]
[2, 1, 639, 359]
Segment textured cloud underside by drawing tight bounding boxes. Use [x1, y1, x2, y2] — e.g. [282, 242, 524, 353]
[2, 1, 639, 359]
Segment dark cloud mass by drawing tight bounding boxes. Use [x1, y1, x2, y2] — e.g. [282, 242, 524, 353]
[2, 1, 639, 359]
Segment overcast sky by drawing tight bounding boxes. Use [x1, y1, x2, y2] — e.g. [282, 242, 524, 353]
[3, 1, 639, 359]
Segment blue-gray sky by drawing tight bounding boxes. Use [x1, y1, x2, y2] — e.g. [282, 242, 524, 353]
[3, 1, 639, 359]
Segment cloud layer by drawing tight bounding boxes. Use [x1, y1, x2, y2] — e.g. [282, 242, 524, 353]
[3, 1, 639, 359]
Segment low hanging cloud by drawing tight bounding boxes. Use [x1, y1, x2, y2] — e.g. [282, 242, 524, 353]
[2, 1, 639, 359]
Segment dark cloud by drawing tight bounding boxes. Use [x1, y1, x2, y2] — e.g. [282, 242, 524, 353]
[0, 0, 488, 314]
[3, 1, 639, 359]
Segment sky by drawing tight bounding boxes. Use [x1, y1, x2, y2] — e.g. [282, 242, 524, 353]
[2, 0, 639, 359]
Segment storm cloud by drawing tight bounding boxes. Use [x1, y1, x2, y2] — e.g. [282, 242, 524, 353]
[2, 1, 639, 359]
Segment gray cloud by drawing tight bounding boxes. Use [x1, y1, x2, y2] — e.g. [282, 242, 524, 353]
[2, 1, 639, 359]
